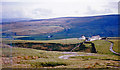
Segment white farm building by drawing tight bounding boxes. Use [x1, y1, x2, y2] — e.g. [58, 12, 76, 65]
[89, 35, 101, 41]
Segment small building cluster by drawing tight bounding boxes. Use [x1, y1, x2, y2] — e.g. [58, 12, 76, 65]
[88, 35, 102, 41]
[79, 35, 102, 41]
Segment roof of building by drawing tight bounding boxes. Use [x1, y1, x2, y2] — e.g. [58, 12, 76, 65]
[91, 35, 101, 39]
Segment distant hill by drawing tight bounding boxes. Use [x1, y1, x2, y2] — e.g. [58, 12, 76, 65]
[1, 18, 32, 23]
[2, 14, 119, 40]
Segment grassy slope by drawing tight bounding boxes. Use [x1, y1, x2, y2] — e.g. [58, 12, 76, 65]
[3, 38, 119, 55]
[3, 37, 119, 53]
[2, 47, 119, 68]
[2, 38, 120, 68]
[92, 39, 119, 55]
[3, 38, 83, 44]
[2, 47, 68, 68]
[2, 15, 119, 40]
[2, 47, 63, 58]
[92, 40, 112, 54]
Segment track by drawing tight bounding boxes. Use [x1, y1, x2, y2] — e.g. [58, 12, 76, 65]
[106, 40, 120, 55]
[58, 52, 102, 59]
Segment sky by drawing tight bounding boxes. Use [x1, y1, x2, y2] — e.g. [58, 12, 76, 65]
[0, 0, 120, 19]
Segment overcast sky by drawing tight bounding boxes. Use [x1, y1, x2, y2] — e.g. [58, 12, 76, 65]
[0, 0, 119, 19]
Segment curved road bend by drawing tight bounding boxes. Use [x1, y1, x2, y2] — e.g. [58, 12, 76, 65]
[106, 40, 120, 55]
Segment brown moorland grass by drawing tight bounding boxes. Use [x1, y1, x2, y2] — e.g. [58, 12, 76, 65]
[1, 45, 119, 68]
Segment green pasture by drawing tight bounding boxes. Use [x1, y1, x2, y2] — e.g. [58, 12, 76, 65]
[3, 38, 83, 44]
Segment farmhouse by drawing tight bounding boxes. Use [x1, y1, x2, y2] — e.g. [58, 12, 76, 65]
[89, 35, 101, 41]
[78, 35, 86, 40]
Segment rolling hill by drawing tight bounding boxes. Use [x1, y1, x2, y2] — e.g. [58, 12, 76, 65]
[2, 14, 119, 40]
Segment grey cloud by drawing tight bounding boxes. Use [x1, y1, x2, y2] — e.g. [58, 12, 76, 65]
[2, 5, 26, 19]
[2, 10, 25, 19]
[104, 2, 118, 10]
[85, 6, 113, 15]
[74, 11, 79, 14]
[32, 8, 53, 17]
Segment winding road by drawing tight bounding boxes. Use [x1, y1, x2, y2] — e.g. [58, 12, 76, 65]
[58, 52, 103, 59]
[106, 40, 120, 55]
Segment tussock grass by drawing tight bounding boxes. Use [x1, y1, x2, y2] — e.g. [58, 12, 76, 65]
[2, 47, 119, 68]
[29, 61, 67, 67]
